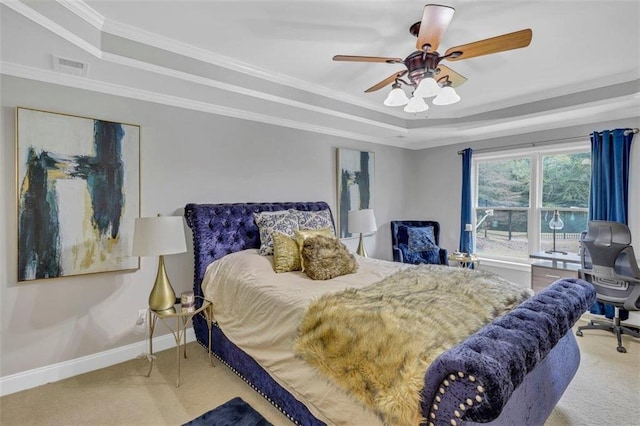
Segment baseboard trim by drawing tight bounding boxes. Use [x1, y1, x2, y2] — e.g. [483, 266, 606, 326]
[0, 328, 196, 397]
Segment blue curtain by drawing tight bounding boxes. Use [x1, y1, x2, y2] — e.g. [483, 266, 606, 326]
[460, 148, 474, 254]
[588, 129, 635, 319]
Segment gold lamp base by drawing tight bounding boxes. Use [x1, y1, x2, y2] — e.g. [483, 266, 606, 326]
[356, 233, 368, 257]
[149, 255, 177, 312]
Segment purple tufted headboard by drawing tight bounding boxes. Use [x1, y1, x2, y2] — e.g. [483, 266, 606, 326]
[184, 201, 333, 303]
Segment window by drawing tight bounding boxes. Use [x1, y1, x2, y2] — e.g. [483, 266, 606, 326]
[473, 144, 590, 261]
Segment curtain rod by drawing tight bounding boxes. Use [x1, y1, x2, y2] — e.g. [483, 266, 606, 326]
[457, 128, 639, 155]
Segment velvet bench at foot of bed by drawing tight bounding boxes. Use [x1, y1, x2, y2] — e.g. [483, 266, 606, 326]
[193, 278, 594, 426]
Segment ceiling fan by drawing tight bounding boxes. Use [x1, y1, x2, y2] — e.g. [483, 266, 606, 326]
[333, 4, 532, 112]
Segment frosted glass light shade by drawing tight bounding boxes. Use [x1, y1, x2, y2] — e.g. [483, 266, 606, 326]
[132, 216, 187, 256]
[414, 77, 442, 98]
[384, 87, 410, 106]
[403, 95, 428, 113]
[432, 86, 461, 105]
[348, 209, 377, 234]
[548, 210, 564, 230]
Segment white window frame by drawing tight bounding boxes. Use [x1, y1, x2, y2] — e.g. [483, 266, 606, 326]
[472, 141, 590, 263]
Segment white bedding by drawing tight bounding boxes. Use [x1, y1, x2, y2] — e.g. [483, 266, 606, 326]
[202, 249, 410, 425]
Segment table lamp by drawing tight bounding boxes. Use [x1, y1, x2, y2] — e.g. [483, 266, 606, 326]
[133, 215, 187, 312]
[348, 209, 377, 257]
[545, 210, 567, 254]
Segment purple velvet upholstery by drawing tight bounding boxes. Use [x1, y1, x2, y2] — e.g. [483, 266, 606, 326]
[185, 202, 596, 426]
[185, 202, 331, 426]
[422, 278, 595, 425]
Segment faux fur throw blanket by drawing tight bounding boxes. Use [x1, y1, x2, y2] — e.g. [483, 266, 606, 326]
[294, 264, 533, 426]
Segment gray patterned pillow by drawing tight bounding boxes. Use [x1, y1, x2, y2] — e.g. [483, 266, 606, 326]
[289, 209, 335, 234]
[254, 210, 299, 255]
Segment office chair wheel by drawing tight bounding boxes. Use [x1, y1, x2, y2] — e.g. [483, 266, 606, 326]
[576, 330, 583, 337]
[617, 346, 627, 353]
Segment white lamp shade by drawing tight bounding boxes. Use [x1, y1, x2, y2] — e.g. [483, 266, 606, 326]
[384, 87, 410, 106]
[403, 95, 429, 113]
[348, 209, 377, 234]
[132, 216, 187, 256]
[432, 86, 461, 105]
[414, 77, 442, 98]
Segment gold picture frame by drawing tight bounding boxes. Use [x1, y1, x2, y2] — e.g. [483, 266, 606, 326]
[16, 107, 140, 281]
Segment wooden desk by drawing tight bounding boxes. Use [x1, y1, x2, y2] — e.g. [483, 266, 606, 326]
[529, 251, 581, 293]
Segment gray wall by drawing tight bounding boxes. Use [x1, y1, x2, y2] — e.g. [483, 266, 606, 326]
[0, 76, 412, 377]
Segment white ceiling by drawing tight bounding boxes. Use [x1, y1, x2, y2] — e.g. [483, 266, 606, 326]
[1, 0, 639, 149]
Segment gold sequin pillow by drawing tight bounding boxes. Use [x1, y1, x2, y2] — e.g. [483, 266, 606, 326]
[272, 232, 301, 273]
[294, 228, 335, 271]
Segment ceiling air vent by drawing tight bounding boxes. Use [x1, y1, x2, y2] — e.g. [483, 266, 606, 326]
[52, 55, 88, 76]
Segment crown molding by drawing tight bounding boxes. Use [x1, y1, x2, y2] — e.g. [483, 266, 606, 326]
[2, 0, 102, 58]
[56, 0, 405, 119]
[1, 61, 409, 148]
[56, 0, 105, 30]
[101, 52, 407, 134]
[8, 0, 407, 133]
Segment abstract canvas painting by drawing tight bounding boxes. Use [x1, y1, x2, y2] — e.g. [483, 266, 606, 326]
[336, 148, 375, 238]
[16, 108, 140, 281]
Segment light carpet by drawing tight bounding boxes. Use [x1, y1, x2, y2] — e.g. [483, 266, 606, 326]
[1, 318, 638, 426]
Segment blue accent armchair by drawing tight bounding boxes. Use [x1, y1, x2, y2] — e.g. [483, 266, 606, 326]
[391, 220, 448, 265]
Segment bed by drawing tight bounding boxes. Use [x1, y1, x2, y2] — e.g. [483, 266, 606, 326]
[184, 201, 596, 426]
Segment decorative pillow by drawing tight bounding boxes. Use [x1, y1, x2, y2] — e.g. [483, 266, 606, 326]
[254, 210, 298, 256]
[272, 232, 301, 273]
[398, 243, 441, 265]
[290, 209, 336, 234]
[294, 228, 335, 271]
[407, 226, 438, 252]
[301, 235, 357, 280]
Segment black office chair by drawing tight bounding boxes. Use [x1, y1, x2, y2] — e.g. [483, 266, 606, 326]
[576, 220, 640, 353]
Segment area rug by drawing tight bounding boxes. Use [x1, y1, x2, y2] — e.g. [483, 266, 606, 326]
[183, 397, 272, 426]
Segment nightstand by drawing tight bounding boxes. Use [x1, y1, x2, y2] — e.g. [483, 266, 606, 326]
[448, 252, 480, 268]
[146, 300, 213, 387]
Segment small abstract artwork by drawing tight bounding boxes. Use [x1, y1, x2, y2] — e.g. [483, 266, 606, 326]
[336, 148, 375, 238]
[16, 108, 140, 281]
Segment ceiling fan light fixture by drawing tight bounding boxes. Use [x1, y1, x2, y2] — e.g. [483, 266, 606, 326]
[403, 95, 428, 113]
[384, 85, 410, 106]
[432, 86, 461, 105]
[414, 76, 442, 98]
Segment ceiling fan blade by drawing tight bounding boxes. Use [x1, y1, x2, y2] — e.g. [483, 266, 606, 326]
[333, 55, 404, 64]
[444, 28, 533, 61]
[435, 64, 467, 88]
[364, 70, 408, 93]
[416, 4, 455, 52]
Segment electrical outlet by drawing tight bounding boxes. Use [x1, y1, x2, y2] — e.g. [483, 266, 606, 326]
[136, 308, 147, 328]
